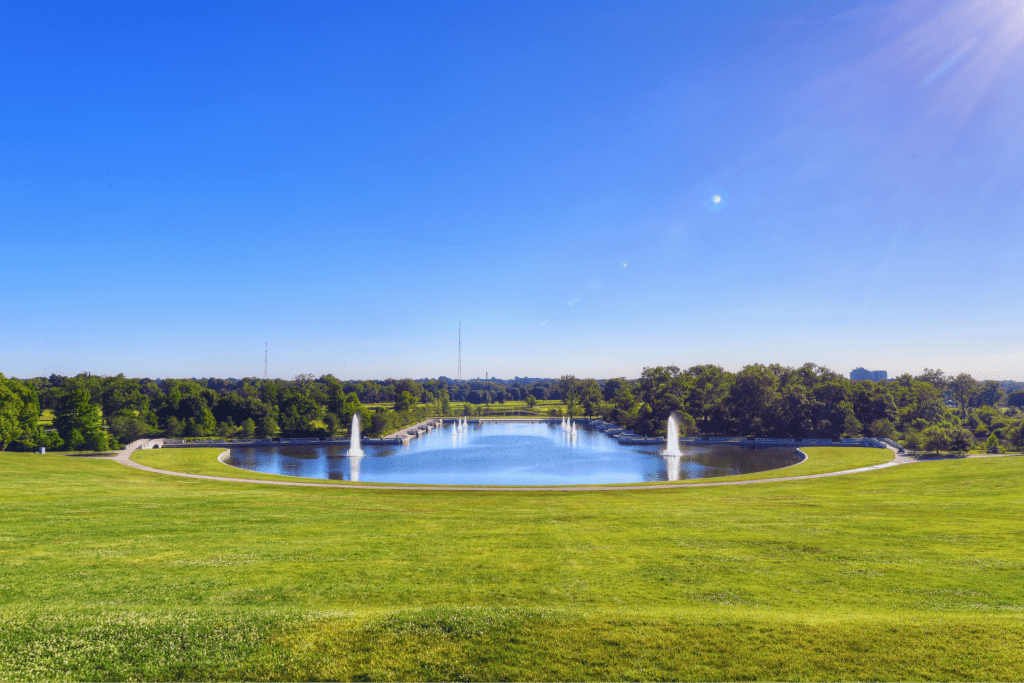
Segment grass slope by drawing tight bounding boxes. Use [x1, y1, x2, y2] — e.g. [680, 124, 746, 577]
[1, 452, 1023, 680]
[132, 446, 894, 487]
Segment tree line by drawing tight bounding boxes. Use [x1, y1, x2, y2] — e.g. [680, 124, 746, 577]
[560, 365, 1024, 453]
[0, 373, 568, 451]
[2, 367, 1022, 453]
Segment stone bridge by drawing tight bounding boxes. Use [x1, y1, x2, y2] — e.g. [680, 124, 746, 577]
[123, 438, 165, 451]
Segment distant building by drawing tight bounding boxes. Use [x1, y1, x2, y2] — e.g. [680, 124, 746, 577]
[850, 367, 887, 382]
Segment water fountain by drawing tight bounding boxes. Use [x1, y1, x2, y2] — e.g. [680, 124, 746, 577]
[348, 413, 365, 479]
[662, 412, 681, 456]
[348, 413, 364, 456]
[350, 454, 364, 481]
[570, 420, 577, 436]
[664, 455, 681, 481]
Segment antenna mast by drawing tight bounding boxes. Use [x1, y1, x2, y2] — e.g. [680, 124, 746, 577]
[264, 342, 268, 381]
[458, 322, 461, 381]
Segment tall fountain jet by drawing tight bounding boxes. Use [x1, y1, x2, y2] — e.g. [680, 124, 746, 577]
[349, 413, 364, 457]
[662, 412, 681, 456]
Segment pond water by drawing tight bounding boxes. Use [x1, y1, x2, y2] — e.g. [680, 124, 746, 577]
[224, 421, 803, 485]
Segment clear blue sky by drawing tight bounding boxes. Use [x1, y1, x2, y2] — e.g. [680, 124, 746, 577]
[2, 0, 1022, 381]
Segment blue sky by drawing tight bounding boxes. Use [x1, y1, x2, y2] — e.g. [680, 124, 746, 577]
[2, 0, 1022, 381]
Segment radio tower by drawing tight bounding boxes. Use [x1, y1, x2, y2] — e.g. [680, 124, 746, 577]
[458, 322, 462, 381]
[264, 342, 268, 381]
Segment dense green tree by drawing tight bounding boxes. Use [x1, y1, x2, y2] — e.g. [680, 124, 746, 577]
[257, 415, 279, 438]
[972, 380, 1006, 408]
[948, 427, 974, 454]
[779, 383, 814, 437]
[842, 413, 863, 438]
[394, 391, 418, 412]
[217, 419, 235, 438]
[850, 381, 897, 427]
[557, 375, 580, 403]
[813, 379, 856, 438]
[915, 369, 949, 391]
[54, 389, 107, 451]
[636, 366, 687, 427]
[107, 414, 152, 444]
[1007, 391, 1024, 410]
[0, 374, 41, 450]
[729, 365, 781, 436]
[985, 433, 1001, 454]
[602, 378, 629, 402]
[1009, 424, 1024, 451]
[683, 365, 732, 430]
[564, 393, 580, 418]
[894, 380, 945, 425]
[922, 424, 949, 453]
[323, 412, 339, 436]
[240, 418, 257, 438]
[101, 374, 148, 420]
[164, 416, 183, 437]
[867, 418, 897, 440]
[0, 379, 26, 450]
[579, 379, 602, 416]
[948, 374, 979, 418]
[177, 395, 216, 435]
[336, 392, 364, 433]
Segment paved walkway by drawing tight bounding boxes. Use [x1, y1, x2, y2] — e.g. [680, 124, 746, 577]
[95, 445, 1019, 492]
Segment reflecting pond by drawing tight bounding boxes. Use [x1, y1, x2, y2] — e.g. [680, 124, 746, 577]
[224, 421, 803, 485]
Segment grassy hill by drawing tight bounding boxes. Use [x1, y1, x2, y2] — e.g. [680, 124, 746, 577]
[1, 450, 1022, 680]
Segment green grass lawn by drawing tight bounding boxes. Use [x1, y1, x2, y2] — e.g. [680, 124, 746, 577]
[2, 452, 1023, 680]
[132, 446, 894, 487]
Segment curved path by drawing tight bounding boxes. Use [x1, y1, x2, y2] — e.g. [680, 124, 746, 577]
[100, 446, 924, 491]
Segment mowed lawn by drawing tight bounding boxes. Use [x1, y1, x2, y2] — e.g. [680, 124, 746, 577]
[1, 452, 1023, 681]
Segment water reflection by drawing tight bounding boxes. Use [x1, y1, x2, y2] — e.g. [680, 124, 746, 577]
[225, 421, 801, 486]
[663, 455, 681, 481]
[350, 454, 364, 482]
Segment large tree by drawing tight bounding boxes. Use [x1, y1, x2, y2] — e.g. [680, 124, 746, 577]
[683, 365, 732, 430]
[948, 374, 979, 419]
[578, 379, 602, 416]
[54, 388, 108, 451]
[0, 374, 40, 450]
[729, 364, 780, 436]
[971, 380, 1005, 408]
[636, 367, 687, 423]
[1007, 391, 1024, 411]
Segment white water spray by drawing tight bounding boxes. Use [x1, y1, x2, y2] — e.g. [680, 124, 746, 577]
[664, 455, 681, 481]
[349, 413, 364, 457]
[662, 412, 681, 456]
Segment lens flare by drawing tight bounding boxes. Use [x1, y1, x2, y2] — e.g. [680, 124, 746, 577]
[703, 190, 729, 211]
